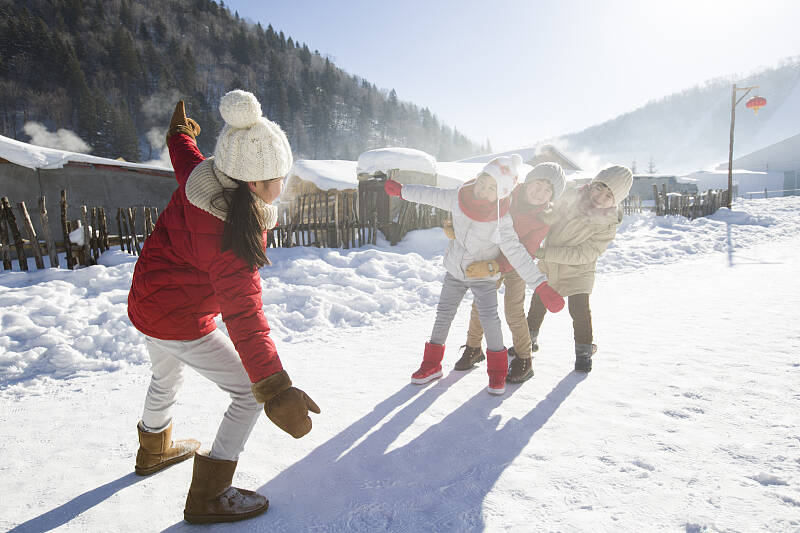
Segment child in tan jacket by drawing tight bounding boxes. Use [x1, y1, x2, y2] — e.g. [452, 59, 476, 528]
[527, 165, 632, 372]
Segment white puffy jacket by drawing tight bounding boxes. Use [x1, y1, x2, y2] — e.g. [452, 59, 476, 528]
[401, 183, 546, 287]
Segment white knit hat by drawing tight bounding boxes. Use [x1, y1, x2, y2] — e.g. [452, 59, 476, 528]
[593, 165, 633, 204]
[481, 154, 523, 199]
[212, 90, 293, 183]
[525, 162, 566, 201]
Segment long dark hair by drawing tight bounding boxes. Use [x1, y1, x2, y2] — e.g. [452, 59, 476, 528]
[213, 181, 270, 269]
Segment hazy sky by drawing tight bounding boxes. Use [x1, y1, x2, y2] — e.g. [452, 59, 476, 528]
[224, 0, 800, 151]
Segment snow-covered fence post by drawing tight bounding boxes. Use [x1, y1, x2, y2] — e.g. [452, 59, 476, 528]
[0, 202, 12, 270]
[60, 190, 75, 269]
[126, 207, 141, 255]
[17, 201, 44, 269]
[80, 206, 92, 265]
[38, 196, 58, 268]
[2, 196, 27, 271]
[90, 207, 99, 262]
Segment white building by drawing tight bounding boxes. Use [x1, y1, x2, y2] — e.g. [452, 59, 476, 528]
[713, 133, 800, 196]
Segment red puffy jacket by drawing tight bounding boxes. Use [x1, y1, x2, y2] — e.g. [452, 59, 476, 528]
[127, 133, 282, 383]
[495, 185, 550, 273]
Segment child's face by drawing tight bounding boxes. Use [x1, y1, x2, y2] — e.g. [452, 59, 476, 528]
[474, 173, 498, 202]
[589, 181, 615, 209]
[524, 179, 554, 206]
[249, 176, 285, 204]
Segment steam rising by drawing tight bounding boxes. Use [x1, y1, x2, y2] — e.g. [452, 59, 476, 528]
[23, 122, 91, 153]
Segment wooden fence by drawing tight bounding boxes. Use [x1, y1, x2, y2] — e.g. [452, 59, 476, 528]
[1, 179, 448, 271]
[267, 178, 448, 249]
[652, 184, 729, 219]
[0, 190, 158, 271]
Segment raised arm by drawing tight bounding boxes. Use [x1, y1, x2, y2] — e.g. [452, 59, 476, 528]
[165, 101, 204, 187]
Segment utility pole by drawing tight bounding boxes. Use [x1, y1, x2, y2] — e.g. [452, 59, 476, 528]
[727, 84, 758, 208]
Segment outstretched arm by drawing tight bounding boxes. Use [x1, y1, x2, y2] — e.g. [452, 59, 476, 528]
[390, 181, 457, 212]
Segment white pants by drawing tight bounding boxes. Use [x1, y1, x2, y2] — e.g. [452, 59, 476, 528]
[141, 329, 262, 461]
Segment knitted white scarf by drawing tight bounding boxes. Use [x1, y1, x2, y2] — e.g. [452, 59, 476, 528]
[186, 157, 279, 229]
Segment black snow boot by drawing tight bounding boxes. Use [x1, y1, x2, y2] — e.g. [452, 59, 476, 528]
[530, 330, 539, 353]
[507, 355, 533, 383]
[575, 343, 597, 373]
[453, 345, 485, 371]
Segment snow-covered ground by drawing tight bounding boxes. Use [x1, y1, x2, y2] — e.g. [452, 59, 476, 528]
[1, 197, 799, 532]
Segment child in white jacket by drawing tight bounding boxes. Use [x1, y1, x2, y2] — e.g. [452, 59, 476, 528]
[384, 155, 564, 394]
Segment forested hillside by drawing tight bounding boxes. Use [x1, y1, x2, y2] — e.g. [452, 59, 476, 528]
[0, 0, 482, 162]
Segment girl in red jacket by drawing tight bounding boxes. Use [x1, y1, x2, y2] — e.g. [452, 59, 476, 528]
[127, 91, 319, 524]
[457, 163, 566, 383]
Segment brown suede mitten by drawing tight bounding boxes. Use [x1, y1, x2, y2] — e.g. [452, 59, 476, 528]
[442, 218, 455, 239]
[465, 259, 500, 278]
[252, 370, 320, 439]
[166, 100, 202, 141]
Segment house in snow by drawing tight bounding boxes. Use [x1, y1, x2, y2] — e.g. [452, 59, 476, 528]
[713, 132, 800, 196]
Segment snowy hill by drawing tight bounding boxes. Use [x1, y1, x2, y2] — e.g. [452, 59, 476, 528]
[1, 198, 799, 531]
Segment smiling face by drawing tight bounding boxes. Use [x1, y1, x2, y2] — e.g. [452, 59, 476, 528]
[248, 177, 285, 204]
[589, 181, 615, 209]
[524, 179, 554, 206]
[473, 173, 498, 202]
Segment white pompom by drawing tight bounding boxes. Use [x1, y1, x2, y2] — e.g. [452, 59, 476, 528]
[511, 154, 523, 167]
[219, 90, 262, 129]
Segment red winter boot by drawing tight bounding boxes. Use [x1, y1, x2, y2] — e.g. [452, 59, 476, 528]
[411, 342, 445, 384]
[534, 282, 565, 313]
[486, 348, 508, 395]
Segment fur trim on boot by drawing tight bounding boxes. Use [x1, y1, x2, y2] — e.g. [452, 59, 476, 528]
[184, 453, 269, 524]
[135, 421, 200, 476]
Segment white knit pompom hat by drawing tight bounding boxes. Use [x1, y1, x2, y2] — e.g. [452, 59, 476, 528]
[212, 90, 293, 183]
[593, 165, 633, 204]
[481, 154, 523, 199]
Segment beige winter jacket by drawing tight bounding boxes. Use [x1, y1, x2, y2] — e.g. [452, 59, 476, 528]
[537, 186, 622, 296]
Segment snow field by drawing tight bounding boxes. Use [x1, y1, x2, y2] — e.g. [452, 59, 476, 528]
[0, 196, 798, 531]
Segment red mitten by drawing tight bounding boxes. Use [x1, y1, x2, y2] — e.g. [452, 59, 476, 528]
[384, 179, 403, 198]
[534, 282, 565, 313]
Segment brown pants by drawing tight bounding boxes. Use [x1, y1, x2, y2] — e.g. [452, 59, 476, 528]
[466, 270, 531, 358]
[527, 292, 593, 345]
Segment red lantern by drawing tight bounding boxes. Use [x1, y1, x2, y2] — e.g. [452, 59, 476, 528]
[746, 96, 767, 115]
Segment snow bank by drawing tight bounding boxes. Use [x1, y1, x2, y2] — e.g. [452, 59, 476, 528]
[0, 134, 170, 172]
[357, 147, 437, 176]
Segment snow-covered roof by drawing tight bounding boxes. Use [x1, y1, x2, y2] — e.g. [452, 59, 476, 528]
[357, 147, 437, 176]
[288, 159, 359, 191]
[0, 134, 171, 172]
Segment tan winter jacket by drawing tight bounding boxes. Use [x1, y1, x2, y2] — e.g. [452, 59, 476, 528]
[537, 186, 622, 296]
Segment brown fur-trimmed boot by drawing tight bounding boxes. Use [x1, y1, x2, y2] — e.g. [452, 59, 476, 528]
[183, 452, 269, 524]
[135, 421, 200, 476]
